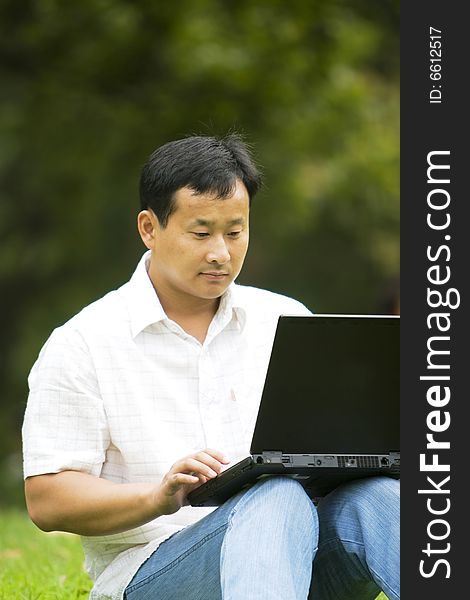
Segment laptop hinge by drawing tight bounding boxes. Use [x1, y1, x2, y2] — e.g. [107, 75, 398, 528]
[260, 451, 283, 464]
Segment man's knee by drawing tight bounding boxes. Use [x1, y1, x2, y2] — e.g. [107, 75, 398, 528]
[317, 476, 400, 537]
[329, 476, 398, 506]
[240, 476, 318, 532]
[255, 476, 315, 507]
[258, 474, 310, 496]
[346, 476, 400, 513]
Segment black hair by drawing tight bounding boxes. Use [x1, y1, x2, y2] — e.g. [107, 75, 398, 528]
[139, 134, 262, 227]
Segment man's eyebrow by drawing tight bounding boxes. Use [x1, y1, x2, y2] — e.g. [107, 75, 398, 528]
[227, 218, 245, 226]
[189, 219, 213, 227]
[188, 218, 245, 227]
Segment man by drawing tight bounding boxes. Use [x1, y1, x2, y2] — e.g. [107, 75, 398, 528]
[23, 134, 399, 600]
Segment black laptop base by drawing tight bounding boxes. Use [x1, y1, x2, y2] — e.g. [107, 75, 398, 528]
[188, 314, 400, 508]
[188, 456, 400, 507]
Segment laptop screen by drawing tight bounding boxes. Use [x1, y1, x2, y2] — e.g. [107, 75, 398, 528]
[251, 315, 400, 455]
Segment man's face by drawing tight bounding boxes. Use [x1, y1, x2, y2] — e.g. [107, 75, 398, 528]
[142, 179, 250, 306]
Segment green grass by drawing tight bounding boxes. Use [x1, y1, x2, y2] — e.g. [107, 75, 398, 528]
[0, 509, 390, 599]
[0, 509, 92, 599]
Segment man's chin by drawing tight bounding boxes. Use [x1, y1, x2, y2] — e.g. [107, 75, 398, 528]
[199, 288, 229, 300]
[196, 280, 232, 300]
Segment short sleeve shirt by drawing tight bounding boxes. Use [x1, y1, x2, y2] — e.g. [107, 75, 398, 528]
[22, 251, 312, 599]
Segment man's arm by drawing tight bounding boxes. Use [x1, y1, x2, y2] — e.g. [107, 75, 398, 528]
[25, 449, 229, 536]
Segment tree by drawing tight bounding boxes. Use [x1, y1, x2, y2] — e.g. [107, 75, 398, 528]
[0, 0, 399, 505]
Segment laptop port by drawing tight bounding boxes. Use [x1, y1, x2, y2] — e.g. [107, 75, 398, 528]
[256, 456, 264, 464]
[381, 457, 389, 466]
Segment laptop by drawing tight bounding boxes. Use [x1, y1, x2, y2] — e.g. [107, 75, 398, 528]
[188, 314, 400, 507]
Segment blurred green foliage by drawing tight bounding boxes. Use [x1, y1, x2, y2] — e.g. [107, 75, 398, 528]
[0, 0, 399, 506]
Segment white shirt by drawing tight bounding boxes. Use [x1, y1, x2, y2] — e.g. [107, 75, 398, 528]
[22, 251, 311, 599]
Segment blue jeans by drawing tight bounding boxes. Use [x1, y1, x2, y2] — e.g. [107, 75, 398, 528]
[124, 476, 400, 600]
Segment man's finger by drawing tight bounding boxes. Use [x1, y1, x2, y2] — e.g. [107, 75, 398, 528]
[190, 452, 228, 474]
[202, 448, 230, 464]
[172, 458, 218, 480]
[165, 472, 199, 493]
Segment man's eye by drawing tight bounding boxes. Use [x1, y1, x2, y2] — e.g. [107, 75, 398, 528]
[192, 232, 210, 238]
[227, 231, 242, 238]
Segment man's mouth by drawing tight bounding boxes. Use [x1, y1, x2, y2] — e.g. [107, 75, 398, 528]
[200, 272, 229, 279]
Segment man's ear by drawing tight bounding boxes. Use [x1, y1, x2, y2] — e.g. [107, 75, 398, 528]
[137, 210, 159, 249]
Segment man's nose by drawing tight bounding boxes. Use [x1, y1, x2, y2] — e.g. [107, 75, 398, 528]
[206, 236, 230, 264]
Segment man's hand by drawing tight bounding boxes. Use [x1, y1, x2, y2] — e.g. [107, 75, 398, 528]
[25, 448, 230, 536]
[154, 448, 230, 515]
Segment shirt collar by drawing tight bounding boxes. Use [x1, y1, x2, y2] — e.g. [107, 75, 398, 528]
[125, 252, 167, 338]
[125, 251, 247, 339]
[216, 282, 247, 333]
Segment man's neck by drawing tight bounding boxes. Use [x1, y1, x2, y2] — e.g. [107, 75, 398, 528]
[153, 285, 221, 344]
